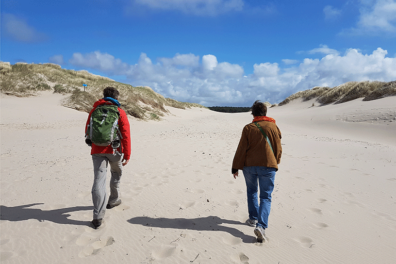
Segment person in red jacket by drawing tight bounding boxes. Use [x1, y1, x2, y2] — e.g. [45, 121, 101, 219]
[85, 87, 131, 229]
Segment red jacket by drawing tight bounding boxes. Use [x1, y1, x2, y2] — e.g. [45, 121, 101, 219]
[85, 99, 131, 160]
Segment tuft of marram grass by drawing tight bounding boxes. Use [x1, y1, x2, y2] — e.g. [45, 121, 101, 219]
[279, 80, 395, 106]
[363, 81, 396, 101]
[279, 86, 330, 106]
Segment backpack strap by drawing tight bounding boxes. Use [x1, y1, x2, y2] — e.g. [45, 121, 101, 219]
[254, 122, 274, 154]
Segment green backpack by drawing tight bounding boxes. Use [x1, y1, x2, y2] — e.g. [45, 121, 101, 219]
[86, 104, 121, 147]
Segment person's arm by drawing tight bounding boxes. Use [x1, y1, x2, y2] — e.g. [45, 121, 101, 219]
[275, 126, 282, 164]
[85, 108, 95, 135]
[232, 126, 249, 178]
[118, 109, 131, 165]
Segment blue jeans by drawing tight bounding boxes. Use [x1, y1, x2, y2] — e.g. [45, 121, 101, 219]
[243, 166, 276, 229]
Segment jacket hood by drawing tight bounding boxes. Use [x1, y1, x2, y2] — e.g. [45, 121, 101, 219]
[92, 99, 113, 108]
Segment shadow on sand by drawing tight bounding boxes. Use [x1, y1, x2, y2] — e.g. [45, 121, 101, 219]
[0, 203, 92, 226]
[128, 216, 256, 243]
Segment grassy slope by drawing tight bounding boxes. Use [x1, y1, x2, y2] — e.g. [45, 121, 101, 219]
[0, 62, 205, 120]
[278, 80, 396, 106]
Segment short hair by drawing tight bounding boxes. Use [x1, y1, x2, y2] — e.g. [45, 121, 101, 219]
[251, 100, 267, 116]
[103, 87, 119, 99]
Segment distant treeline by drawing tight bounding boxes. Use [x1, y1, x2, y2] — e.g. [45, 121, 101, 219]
[208, 106, 250, 113]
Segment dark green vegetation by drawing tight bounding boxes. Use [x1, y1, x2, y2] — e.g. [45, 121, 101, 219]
[208, 106, 251, 113]
[279, 81, 396, 106]
[0, 62, 205, 120]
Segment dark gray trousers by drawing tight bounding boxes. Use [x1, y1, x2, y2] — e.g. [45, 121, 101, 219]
[91, 153, 123, 220]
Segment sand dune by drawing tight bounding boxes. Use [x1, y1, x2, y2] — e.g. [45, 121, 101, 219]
[1, 92, 395, 263]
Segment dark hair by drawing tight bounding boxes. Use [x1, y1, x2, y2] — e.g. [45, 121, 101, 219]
[103, 87, 119, 99]
[251, 100, 267, 116]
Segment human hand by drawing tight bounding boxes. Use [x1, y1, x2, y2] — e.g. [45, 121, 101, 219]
[233, 171, 239, 179]
[122, 159, 129, 166]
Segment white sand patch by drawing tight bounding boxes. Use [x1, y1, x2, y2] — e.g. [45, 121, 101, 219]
[1, 93, 395, 263]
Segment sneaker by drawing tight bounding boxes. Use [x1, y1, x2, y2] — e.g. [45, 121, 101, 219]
[91, 219, 102, 229]
[245, 218, 258, 227]
[106, 199, 122, 209]
[254, 226, 266, 243]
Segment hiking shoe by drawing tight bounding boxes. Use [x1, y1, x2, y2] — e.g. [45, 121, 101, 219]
[106, 199, 122, 209]
[245, 218, 258, 227]
[254, 226, 266, 243]
[91, 219, 102, 229]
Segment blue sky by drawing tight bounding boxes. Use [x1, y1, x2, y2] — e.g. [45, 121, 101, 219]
[2, 0, 396, 106]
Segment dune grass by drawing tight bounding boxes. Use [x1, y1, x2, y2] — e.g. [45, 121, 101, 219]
[0, 62, 206, 120]
[278, 80, 395, 106]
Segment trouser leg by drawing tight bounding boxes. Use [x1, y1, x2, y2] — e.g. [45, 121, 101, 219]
[257, 167, 276, 229]
[92, 154, 108, 220]
[107, 153, 123, 205]
[243, 167, 259, 221]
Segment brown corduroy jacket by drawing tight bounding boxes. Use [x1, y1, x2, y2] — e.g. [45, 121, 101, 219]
[232, 120, 282, 171]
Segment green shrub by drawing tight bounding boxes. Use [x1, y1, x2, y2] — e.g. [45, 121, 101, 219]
[150, 113, 160, 120]
[36, 83, 51, 91]
[53, 84, 67, 93]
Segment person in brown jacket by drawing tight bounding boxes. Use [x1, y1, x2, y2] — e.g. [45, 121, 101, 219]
[232, 100, 282, 242]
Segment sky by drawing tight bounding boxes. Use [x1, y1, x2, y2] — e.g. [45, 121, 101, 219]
[1, 0, 396, 106]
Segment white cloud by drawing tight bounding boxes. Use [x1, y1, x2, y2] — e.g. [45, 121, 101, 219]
[282, 59, 299, 65]
[69, 51, 130, 74]
[2, 13, 47, 42]
[254, 63, 279, 77]
[323, 5, 342, 20]
[347, 0, 396, 34]
[202, 54, 218, 70]
[308, 45, 339, 56]
[158, 53, 200, 67]
[69, 48, 396, 106]
[49, 55, 64, 65]
[132, 0, 244, 16]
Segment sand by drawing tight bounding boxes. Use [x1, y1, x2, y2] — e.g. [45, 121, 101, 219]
[1, 92, 396, 263]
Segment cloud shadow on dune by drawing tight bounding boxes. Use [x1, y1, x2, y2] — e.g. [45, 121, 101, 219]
[128, 216, 256, 243]
[0, 203, 92, 226]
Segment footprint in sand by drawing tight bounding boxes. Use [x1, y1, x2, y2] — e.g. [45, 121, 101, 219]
[309, 208, 322, 215]
[190, 179, 202, 183]
[222, 234, 242, 246]
[346, 200, 366, 208]
[230, 252, 249, 263]
[313, 222, 329, 229]
[180, 201, 196, 209]
[373, 212, 396, 222]
[76, 231, 99, 246]
[151, 245, 177, 260]
[185, 188, 205, 194]
[295, 237, 315, 248]
[78, 235, 115, 257]
[91, 236, 115, 249]
[239, 253, 249, 263]
[0, 239, 9, 246]
[0, 252, 13, 262]
[225, 200, 239, 207]
[231, 189, 243, 194]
